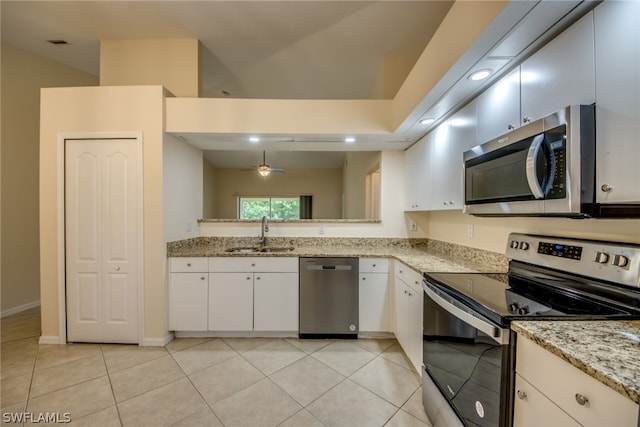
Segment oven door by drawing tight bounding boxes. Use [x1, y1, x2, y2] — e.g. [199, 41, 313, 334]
[422, 280, 511, 427]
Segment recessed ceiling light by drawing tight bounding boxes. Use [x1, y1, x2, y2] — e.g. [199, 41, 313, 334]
[47, 39, 69, 45]
[419, 118, 435, 125]
[468, 69, 492, 81]
[345, 137, 356, 143]
[249, 136, 260, 143]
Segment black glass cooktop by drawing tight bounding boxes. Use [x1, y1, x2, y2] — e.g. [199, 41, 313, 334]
[424, 270, 640, 326]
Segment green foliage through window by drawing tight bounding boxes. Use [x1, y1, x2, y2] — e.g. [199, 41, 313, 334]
[239, 197, 301, 219]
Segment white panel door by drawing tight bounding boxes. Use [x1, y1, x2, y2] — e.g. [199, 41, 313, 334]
[66, 139, 141, 343]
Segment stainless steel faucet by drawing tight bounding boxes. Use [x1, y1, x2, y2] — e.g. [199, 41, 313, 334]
[259, 215, 269, 247]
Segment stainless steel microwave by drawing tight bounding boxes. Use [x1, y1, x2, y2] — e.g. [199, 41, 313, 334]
[463, 105, 597, 217]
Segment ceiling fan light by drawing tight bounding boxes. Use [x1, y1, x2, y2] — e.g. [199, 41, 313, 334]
[257, 165, 271, 176]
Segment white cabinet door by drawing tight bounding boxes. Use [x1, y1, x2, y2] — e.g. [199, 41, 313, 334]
[254, 272, 298, 331]
[209, 272, 253, 331]
[359, 273, 390, 332]
[520, 12, 595, 124]
[404, 135, 430, 211]
[169, 273, 208, 331]
[65, 138, 141, 344]
[428, 121, 453, 210]
[513, 374, 581, 427]
[476, 67, 521, 144]
[595, 0, 640, 203]
[404, 280, 423, 374]
[394, 278, 410, 349]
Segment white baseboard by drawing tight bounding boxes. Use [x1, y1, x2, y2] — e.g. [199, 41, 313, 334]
[1, 300, 40, 318]
[39, 335, 63, 345]
[140, 333, 174, 347]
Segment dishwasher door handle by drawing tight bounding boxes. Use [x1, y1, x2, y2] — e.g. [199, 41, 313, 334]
[306, 265, 353, 271]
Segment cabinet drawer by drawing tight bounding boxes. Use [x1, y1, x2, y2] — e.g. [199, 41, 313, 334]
[170, 257, 208, 272]
[394, 261, 423, 293]
[209, 256, 298, 272]
[359, 258, 389, 273]
[517, 335, 638, 427]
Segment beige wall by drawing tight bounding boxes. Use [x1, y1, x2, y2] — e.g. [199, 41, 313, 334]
[343, 151, 381, 219]
[212, 167, 343, 219]
[408, 210, 640, 253]
[203, 159, 216, 218]
[1, 43, 98, 315]
[163, 134, 203, 243]
[40, 86, 167, 344]
[100, 39, 199, 97]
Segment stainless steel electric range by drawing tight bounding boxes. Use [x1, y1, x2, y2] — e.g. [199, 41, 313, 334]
[422, 233, 640, 427]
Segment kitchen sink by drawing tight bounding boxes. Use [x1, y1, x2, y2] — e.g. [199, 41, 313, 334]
[258, 246, 295, 253]
[224, 246, 295, 253]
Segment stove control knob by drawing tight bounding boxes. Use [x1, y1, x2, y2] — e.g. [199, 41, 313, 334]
[519, 241, 530, 251]
[510, 240, 519, 249]
[594, 252, 610, 264]
[517, 306, 530, 315]
[613, 254, 630, 269]
[509, 303, 519, 313]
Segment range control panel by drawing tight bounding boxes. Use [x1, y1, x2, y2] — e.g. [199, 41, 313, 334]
[506, 233, 640, 288]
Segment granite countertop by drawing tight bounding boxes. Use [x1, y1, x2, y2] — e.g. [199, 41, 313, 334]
[166, 237, 509, 275]
[512, 320, 640, 405]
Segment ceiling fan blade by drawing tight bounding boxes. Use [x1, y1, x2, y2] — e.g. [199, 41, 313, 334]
[270, 168, 285, 174]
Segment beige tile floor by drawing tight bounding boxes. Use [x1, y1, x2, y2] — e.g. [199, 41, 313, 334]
[1, 308, 432, 426]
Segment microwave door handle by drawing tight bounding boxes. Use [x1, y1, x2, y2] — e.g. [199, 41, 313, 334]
[526, 134, 546, 199]
[423, 283, 509, 345]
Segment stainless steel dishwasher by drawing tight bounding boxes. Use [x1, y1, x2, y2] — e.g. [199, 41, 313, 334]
[299, 257, 359, 338]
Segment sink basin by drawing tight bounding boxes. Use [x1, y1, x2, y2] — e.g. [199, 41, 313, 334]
[259, 246, 295, 253]
[224, 246, 295, 254]
[224, 247, 261, 253]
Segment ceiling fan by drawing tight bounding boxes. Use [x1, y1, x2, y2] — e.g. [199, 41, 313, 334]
[250, 151, 285, 177]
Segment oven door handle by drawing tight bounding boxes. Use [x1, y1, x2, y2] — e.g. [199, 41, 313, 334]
[423, 283, 509, 345]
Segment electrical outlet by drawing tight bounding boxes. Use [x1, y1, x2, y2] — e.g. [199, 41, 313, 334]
[410, 220, 417, 231]
[467, 224, 474, 238]
[318, 224, 325, 235]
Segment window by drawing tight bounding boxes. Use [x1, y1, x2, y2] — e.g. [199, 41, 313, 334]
[238, 196, 312, 219]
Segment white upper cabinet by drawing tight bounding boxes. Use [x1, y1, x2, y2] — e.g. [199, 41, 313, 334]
[520, 11, 596, 125]
[447, 101, 479, 208]
[476, 67, 521, 144]
[594, 0, 640, 203]
[404, 134, 431, 211]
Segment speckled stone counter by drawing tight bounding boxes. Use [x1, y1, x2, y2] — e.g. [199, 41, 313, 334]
[512, 320, 640, 404]
[167, 237, 509, 274]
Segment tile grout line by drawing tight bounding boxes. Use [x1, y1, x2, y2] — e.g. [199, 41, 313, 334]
[99, 344, 125, 427]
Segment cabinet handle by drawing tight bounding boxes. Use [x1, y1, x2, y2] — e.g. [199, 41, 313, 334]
[251, 263, 256, 267]
[404, 290, 408, 294]
[508, 124, 515, 130]
[187, 263, 191, 267]
[408, 292, 413, 296]
[372, 264, 376, 267]
[523, 116, 531, 123]
[575, 393, 589, 406]
[256, 276, 261, 280]
[601, 184, 613, 193]
[246, 277, 251, 280]
[200, 277, 206, 280]
[114, 266, 120, 271]
[517, 390, 527, 400]
[362, 277, 366, 281]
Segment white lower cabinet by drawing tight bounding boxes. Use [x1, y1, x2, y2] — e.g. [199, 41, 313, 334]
[208, 272, 254, 331]
[515, 335, 639, 427]
[253, 272, 298, 331]
[359, 258, 390, 333]
[208, 257, 299, 333]
[393, 261, 423, 374]
[169, 258, 209, 331]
